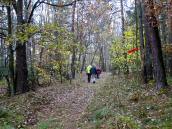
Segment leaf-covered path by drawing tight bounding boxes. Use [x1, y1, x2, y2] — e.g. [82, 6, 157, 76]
[32, 73, 109, 129]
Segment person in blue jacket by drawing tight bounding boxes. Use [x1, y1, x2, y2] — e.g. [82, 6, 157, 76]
[90, 65, 97, 83]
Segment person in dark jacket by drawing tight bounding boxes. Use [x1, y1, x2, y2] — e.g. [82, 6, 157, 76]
[90, 65, 97, 83]
[96, 67, 102, 79]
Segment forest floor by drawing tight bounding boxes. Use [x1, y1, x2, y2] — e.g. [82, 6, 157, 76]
[1, 73, 172, 129]
[0, 73, 109, 129]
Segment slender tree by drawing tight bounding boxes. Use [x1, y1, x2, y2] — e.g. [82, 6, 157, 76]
[7, 5, 14, 95]
[71, 1, 77, 79]
[137, 0, 147, 83]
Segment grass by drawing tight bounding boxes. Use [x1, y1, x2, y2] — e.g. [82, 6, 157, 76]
[36, 118, 63, 129]
[1, 74, 172, 129]
[78, 74, 172, 129]
[0, 79, 6, 87]
[0, 107, 24, 129]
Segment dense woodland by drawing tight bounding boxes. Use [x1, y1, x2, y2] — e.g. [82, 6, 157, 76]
[0, 0, 172, 128]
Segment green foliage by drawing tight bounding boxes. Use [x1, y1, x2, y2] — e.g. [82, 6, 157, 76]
[117, 115, 140, 129]
[0, 108, 24, 128]
[37, 118, 63, 129]
[5, 22, 80, 84]
[37, 119, 53, 129]
[6, 24, 39, 44]
[90, 106, 111, 121]
[0, 67, 8, 79]
[34, 66, 51, 86]
[31, 23, 80, 83]
[1, 124, 15, 129]
[110, 27, 140, 74]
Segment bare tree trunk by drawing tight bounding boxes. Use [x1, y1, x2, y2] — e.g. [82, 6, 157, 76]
[99, 46, 105, 71]
[144, 24, 153, 80]
[120, 0, 125, 39]
[120, 0, 128, 74]
[71, 1, 76, 79]
[7, 6, 14, 95]
[167, 0, 172, 75]
[144, 0, 168, 89]
[14, 0, 29, 94]
[91, 47, 98, 65]
[142, 0, 153, 81]
[137, 0, 147, 83]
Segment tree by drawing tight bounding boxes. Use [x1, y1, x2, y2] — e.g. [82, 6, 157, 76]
[2, 0, 81, 94]
[137, 0, 147, 83]
[7, 5, 15, 95]
[71, 0, 77, 79]
[144, 0, 168, 89]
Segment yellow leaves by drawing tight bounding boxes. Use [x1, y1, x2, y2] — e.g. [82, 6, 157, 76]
[6, 24, 39, 44]
[124, 29, 135, 38]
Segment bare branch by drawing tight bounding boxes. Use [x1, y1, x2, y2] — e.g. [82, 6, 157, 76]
[43, 0, 82, 7]
[112, 10, 121, 14]
[26, 0, 32, 10]
[27, 0, 83, 23]
[27, 0, 45, 23]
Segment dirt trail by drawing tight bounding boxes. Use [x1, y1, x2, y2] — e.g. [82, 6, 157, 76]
[35, 73, 109, 129]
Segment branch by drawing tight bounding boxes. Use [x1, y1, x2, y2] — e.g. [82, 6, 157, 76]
[26, 0, 32, 10]
[27, 0, 45, 23]
[27, 0, 82, 23]
[112, 10, 121, 14]
[42, 0, 82, 7]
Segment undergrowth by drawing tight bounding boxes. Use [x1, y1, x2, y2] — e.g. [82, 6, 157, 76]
[78, 74, 172, 129]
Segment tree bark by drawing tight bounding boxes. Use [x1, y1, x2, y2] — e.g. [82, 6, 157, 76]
[141, 0, 153, 81]
[7, 6, 15, 96]
[14, 0, 29, 94]
[120, 0, 128, 74]
[137, 0, 147, 83]
[167, 0, 172, 75]
[144, 0, 167, 89]
[144, 24, 153, 80]
[71, 1, 76, 79]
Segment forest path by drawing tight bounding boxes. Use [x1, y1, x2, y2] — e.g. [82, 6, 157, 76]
[33, 73, 110, 129]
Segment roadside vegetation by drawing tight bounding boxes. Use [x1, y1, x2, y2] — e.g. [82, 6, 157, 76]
[78, 75, 172, 129]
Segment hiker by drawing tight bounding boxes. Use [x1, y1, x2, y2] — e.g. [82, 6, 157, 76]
[90, 65, 97, 83]
[86, 65, 92, 83]
[96, 67, 102, 79]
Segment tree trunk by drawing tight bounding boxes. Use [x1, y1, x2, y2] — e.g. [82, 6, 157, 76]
[7, 6, 15, 95]
[120, 0, 129, 74]
[167, 0, 172, 75]
[142, 0, 153, 81]
[144, 0, 168, 89]
[150, 27, 168, 89]
[99, 46, 105, 71]
[14, 0, 29, 94]
[91, 47, 98, 65]
[120, 0, 125, 39]
[168, 0, 172, 44]
[81, 52, 86, 73]
[137, 0, 147, 83]
[144, 25, 153, 80]
[71, 1, 76, 79]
